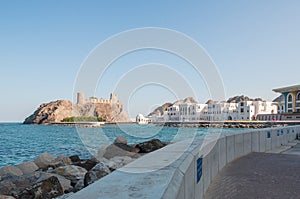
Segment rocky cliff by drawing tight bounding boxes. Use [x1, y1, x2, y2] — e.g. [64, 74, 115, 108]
[24, 100, 129, 124]
[226, 95, 264, 103]
[148, 103, 173, 117]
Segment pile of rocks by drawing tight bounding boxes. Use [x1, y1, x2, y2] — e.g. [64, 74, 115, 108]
[0, 137, 167, 199]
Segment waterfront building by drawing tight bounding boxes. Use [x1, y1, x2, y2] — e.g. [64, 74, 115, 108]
[166, 105, 180, 121]
[179, 103, 207, 121]
[136, 114, 150, 124]
[272, 84, 300, 120]
[156, 99, 277, 122]
[203, 101, 238, 121]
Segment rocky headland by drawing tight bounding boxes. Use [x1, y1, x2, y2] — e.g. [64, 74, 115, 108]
[0, 137, 168, 199]
[23, 99, 129, 125]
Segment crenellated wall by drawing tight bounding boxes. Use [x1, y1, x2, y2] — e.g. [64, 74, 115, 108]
[69, 125, 300, 199]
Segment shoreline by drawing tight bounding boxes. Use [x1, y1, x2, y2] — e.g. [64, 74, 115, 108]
[153, 120, 300, 128]
[0, 137, 168, 199]
[20, 120, 300, 129]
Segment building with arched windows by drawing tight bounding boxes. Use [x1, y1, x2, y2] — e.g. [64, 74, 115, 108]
[273, 84, 300, 120]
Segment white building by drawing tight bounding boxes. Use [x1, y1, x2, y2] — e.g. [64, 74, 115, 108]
[135, 114, 150, 124]
[178, 103, 207, 121]
[203, 102, 238, 121]
[154, 99, 278, 122]
[166, 105, 180, 121]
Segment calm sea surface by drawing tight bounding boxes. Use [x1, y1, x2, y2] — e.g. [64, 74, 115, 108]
[0, 123, 249, 167]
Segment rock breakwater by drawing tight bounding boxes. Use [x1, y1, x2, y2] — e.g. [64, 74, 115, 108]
[0, 137, 167, 199]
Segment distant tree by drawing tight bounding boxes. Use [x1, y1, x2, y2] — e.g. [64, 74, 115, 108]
[61, 116, 100, 122]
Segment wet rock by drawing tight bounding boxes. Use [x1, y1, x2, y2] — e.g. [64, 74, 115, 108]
[53, 165, 87, 185]
[69, 155, 80, 163]
[114, 136, 127, 145]
[0, 166, 23, 177]
[34, 153, 56, 170]
[136, 139, 165, 153]
[17, 162, 39, 175]
[84, 163, 110, 187]
[19, 176, 63, 199]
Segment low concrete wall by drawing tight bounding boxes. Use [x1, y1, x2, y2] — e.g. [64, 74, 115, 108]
[69, 126, 300, 199]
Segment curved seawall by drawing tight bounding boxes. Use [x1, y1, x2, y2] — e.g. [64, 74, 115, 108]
[69, 125, 300, 199]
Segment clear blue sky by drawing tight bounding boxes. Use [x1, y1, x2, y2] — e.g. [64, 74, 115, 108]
[1, 1, 300, 121]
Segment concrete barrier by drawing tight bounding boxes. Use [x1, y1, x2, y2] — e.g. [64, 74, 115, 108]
[69, 125, 300, 199]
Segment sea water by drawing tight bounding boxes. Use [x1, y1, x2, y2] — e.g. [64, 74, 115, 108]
[0, 123, 248, 167]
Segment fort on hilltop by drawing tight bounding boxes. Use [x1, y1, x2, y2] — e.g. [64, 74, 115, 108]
[77, 92, 122, 107]
[24, 92, 129, 124]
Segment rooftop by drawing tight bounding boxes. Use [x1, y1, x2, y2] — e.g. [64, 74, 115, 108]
[273, 84, 300, 93]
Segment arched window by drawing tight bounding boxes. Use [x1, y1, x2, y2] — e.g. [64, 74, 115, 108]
[296, 92, 300, 112]
[297, 92, 300, 101]
[288, 94, 293, 102]
[287, 93, 293, 112]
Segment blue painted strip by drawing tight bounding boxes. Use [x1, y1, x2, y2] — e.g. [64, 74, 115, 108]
[283, 92, 288, 112]
[197, 157, 203, 183]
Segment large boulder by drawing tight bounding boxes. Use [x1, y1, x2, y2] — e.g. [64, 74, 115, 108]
[0, 172, 40, 196]
[17, 162, 39, 174]
[114, 143, 140, 153]
[19, 176, 63, 199]
[0, 171, 66, 198]
[37, 173, 72, 193]
[114, 136, 127, 145]
[0, 166, 23, 177]
[136, 139, 165, 153]
[73, 158, 98, 171]
[69, 155, 80, 163]
[54, 155, 72, 167]
[34, 153, 56, 170]
[107, 156, 135, 170]
[97, 146, 108, 158]
[73, 179, 84, 192]
[53, 165, 87, 185]
[84, 163, 110, 187]
[101, 144, 137, 159]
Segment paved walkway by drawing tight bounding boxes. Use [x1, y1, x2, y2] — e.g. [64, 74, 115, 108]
[204, 150, 300, 199]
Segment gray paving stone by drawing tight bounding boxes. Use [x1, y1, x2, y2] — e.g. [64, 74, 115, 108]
[204, 152, 300, 199]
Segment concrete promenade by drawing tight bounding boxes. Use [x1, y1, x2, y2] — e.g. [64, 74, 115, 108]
[69, 126, 300, 199]
[204, 145, 300, 199]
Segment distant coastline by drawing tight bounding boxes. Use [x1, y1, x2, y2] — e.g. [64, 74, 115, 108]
[153, 120, 300, 128]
